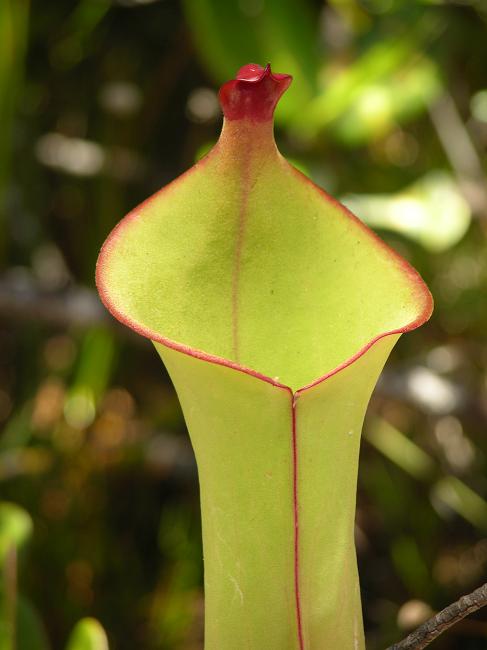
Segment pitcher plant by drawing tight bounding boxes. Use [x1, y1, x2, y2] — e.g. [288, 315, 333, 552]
[96, 63, 432, 650]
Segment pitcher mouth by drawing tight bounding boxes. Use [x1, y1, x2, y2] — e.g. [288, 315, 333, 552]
[96, 288, 431, 399]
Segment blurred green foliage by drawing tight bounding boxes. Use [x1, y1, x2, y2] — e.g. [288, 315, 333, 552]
[65, 618, 109, 650]
[1, 0, 487, 648]
[0, 501, 108, 649]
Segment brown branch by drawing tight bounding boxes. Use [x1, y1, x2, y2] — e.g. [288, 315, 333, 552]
[387, 582, 487, 650]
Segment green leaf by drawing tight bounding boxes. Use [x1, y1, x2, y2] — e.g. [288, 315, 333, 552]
[0, 0, 29, 263]
[64, 327, 115, 429]
[0, 503, 33, 563]
[342, 172, 471, 252]
[432, 477, 487, 532]
[16, 597, 51, 650]
[97, 64, 431, 649]
[290, 17, 444, 141]
[65, 618, 109, 650]
[365, 418, 436, 481]
[331, 57, 442, 144]
[0, 503, 34, 650]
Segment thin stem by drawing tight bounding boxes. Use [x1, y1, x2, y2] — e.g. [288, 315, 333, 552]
[387, 582, 487, 650]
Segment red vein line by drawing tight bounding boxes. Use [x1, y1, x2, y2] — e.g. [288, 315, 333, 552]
[231, 160, 251, 362]
[292, 394, 305, 650]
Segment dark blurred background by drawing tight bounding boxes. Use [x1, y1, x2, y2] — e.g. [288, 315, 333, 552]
[1, 0, 487, 648]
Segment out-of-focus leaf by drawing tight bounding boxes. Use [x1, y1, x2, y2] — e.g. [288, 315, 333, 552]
[391, 536, 431, 595]
[0, 0, 29, 182]
[366, 420, 487, 532]
[49, 0, 110, 70]
[64, 328, 115, 429]
[0, 504, 32, 650]
[291, 15, 444, 140]
[342, 172, 471, 252]
[0, 406, 33, 452]
[151, 508, 202, 648]
[16, 597, 51, 650]
[0, 503, 33, 562]
[431, 477, 487, 532]
[0, 507, 49, 649]
[470, 89, 487, 123]
[333, 58, 442, 144]
[365, 418, 435, 481]
[65, 618, 109, 650]
[0, 547, 15, 650]
[0, 0, 29, 262]
[182, 0, 319, 121]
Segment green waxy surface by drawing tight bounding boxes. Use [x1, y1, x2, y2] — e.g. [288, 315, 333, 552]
[158, 345, 297, 649]
[294, 335, 397, 648]
[158, 335, 397, 649]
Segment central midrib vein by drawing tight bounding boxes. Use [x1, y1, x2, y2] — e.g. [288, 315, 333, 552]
[292, 394, 305, 650]
[231, 153, 251, 363]
[230, 143, 304, 648]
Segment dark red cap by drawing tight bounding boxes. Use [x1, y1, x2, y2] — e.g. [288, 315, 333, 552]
[219, 63, 292, 122]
